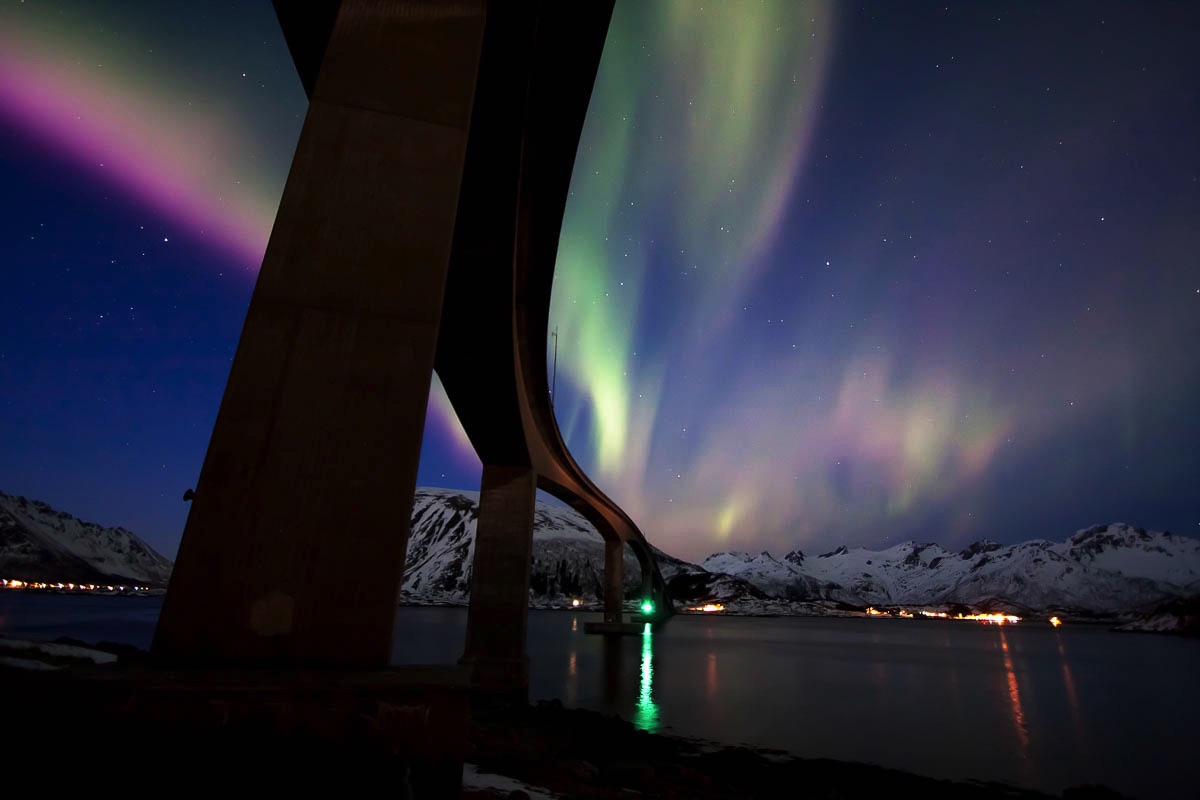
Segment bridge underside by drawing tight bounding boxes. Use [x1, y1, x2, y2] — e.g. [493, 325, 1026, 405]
[152, 0, 670, 689]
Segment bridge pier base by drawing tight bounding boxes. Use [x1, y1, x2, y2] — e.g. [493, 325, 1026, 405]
[460, 464, 537, 696]
[603, 536, 626, 624]
[2, 665, 470, 797]
[585, 538, 639, 634]
[151, 0, 487, 668]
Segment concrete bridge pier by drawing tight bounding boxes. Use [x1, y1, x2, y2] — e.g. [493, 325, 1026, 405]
[634, 545, 656, 613]
[631, 541, 673, 622]
[584, 535, 645, 634]
[604, 536, 626, 624]
[153, 0, 488, 669]
[459, 464, 538, 697]
[134, 2, 493, 795]
[588, 537, 674, 635]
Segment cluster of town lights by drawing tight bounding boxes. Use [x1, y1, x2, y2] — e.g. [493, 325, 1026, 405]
[560, 595, 1067, 627]
[866, 607, 1020, 623]
[861, 607, 1062, 626]
[1, 578, 151, 593]
[4, 581, 1070, 630]
[686, 603, 727, 613]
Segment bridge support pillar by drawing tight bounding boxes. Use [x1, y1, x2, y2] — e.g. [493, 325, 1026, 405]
[152, 0, 487, 667]
[604, 537, 625, 623]
[460, 464, 537, 696]
[631, 543, 672, 621]
[641, 567, 655, 609]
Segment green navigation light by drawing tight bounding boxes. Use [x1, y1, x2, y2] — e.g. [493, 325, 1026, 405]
[641, 599, 655, 614]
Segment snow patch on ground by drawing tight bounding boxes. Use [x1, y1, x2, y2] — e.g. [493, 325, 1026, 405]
[0, 638, 119, 664]
[462, 762, 560, 799]
[0, 656, 60, 671]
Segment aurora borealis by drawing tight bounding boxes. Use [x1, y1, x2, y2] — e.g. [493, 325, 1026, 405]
[2, 1, 1198, 562]
[0, 2, 288, 267]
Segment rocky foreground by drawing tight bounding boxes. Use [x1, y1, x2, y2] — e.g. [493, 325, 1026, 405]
[464, 700, 1124, 800]
[2, 636, 1123, 800]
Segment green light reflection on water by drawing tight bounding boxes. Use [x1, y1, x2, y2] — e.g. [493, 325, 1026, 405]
[634, 622, 660, 732]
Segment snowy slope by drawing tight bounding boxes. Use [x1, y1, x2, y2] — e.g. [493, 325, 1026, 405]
[397, 492, 1200, 615]
[700, 550, 839, 601]
[401, 487, 696, 604]
[1064, 524, 1200, 589]
[7, 482, 1193, 618]
[700, 523, 1200, 614]
[0, 491, 173, 587]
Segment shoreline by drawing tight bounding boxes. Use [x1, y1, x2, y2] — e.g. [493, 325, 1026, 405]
[2, 582, 1187, 633]
[466, 699, 1125, 800]
[1, 636, 1127, 798]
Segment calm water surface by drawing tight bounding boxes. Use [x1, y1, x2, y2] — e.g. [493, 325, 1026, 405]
[2, 594, 1195, 799]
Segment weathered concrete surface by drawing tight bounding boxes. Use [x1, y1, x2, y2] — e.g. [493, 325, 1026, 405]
[604, 537, 625, 624]
[460, 465, 537, 694]
[156, 0, 668, 695]
[2, 664, 471, 797]
[153, 1, 487, 667]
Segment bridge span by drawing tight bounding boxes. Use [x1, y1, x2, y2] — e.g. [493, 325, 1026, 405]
[152, 0, 672, 693]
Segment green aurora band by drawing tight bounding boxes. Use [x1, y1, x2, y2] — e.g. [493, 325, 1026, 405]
[551, 0, 839, 543]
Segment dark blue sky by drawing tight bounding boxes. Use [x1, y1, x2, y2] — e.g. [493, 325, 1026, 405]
[2, 1, 1198, 562]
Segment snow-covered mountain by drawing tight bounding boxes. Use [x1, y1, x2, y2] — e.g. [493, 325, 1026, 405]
[6, 484, 1195, 618]
[700, 550, 839, 602]
[401, 491, 1200, 616]
[0, 491, 173, 587]
[703, 524, 1200, 615]
[402, 487, 694, 604]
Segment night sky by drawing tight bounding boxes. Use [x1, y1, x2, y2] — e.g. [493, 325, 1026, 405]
[2, 1, 1198, 563]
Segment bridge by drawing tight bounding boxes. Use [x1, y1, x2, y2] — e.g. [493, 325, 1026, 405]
[151, 0, 672, 694]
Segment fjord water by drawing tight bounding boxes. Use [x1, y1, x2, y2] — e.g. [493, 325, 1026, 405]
[398, 608, 1196, 799]
[2, 596, 1194, 799]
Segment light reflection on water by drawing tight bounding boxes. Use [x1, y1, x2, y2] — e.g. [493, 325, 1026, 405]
[531, 612, 1199, 800]
[998, 627, 1030, 752]
[998, 626, 1033, 788]
[634, 622, 659, 732]
[1056, 632, 1087, 752]
[3, 596, 1197, 800]
[565, 650, 578, 707]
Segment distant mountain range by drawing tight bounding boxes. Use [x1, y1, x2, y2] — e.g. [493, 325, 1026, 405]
[698, 525, 1200, 616]
[403, 488, 692, 604]
[402, 489, 1200, 618]
[5, 487, 1199, 621]
[0, 491, 173, 588]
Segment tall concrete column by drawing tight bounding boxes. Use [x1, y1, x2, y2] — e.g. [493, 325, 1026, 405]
[460, 464, 537, 694]
[604, 537, 625, 624]
[153, 0, 487, 667]
[630, 542, 670, 618]
[629, 543, 651, 604]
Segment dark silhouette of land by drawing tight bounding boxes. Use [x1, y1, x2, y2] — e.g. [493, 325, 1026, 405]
[1, 638, 1125, 799]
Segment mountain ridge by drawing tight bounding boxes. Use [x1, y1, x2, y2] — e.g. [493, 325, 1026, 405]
[400, 489, 1200, 617]
[5, 486, 1198, 619]
[0, 490, 173, 587]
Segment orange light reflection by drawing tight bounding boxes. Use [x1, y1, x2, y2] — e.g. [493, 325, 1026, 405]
[999, 628, 1030, 758]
